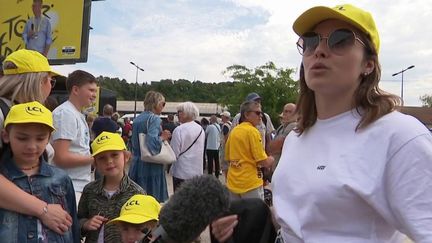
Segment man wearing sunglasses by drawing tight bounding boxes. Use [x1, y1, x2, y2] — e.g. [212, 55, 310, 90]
[231, 92, 275, 151]
[225, 100, 274, 201]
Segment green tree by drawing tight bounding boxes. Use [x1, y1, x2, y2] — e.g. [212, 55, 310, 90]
[94, 62, 298, 122]
[221, 61, 299, 124]
[420, 94, 432, 107]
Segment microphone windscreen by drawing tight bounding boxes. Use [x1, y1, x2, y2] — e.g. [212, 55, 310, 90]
[159, 175, 230, 242]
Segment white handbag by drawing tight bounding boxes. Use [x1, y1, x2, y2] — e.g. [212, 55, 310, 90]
[138, 115, 176, 165]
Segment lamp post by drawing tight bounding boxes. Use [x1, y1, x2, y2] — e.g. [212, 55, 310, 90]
[130, 62, 144, 118]
[392, 65, 415, 102]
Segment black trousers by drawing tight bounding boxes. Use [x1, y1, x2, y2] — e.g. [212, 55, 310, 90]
[206, 149, 220, 178]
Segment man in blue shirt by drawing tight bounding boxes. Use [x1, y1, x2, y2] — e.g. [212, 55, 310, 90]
[22, 0, 52, 56]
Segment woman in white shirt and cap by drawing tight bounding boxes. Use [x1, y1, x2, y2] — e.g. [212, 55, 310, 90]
[211, 3, 432, 243]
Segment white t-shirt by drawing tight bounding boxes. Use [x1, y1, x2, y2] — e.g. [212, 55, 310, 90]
[272, 110, 432, 243]
[51, 100, 91, 192]
[170, 121, 205, 180]
[205, 123, 221, 150]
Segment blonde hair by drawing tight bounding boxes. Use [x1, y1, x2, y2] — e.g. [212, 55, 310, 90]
[144, 91, 165, 112]
[0, 72, 49, 104]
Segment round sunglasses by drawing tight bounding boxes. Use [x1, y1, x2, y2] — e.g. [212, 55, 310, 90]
[296, 28, 366, 56]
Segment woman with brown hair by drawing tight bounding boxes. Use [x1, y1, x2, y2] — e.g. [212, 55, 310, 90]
[0, 49, 72, 234]
[212, 4, 432, 243]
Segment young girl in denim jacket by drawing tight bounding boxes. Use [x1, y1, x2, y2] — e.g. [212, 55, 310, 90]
[0, 101, 79, 243]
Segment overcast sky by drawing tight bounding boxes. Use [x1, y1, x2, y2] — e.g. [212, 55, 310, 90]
[56, 0, 432, 106]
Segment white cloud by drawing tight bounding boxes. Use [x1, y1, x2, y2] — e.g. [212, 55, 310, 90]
[55, 0, 432, 106]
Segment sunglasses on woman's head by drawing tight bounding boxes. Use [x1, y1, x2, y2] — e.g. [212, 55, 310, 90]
[296, 28, 366, 56]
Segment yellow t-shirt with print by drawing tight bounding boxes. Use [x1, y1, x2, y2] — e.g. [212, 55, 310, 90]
[225, 121, 268, 194]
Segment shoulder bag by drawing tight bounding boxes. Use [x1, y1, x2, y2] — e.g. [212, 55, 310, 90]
[139, 115, 176, 165]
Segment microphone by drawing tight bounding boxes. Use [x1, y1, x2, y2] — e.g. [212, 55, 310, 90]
[147, 175, 230, 243]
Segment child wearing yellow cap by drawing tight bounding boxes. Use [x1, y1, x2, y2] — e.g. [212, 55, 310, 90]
[78, 131, 145, 243]
[0, 101, 79, 242]
[109, 194, 161, 243]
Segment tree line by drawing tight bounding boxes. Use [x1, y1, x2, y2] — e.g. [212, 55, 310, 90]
[97, 61, 299, 123]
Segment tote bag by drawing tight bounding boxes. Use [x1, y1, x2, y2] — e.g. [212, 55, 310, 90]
[139, 115, 176, 165]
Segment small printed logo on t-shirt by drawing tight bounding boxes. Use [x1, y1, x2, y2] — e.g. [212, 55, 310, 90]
[317, 165, 326, 170]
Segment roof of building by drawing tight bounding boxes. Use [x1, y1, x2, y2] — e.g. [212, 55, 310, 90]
[116, 101, 227, 116]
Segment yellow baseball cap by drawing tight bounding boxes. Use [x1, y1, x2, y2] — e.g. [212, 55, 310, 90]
[4, 101, 54, 130]
[108, 194, 161, 225]
[293, 4, 380, 54]
[2, 49, 61, 76]
[91, 131, 127, 157]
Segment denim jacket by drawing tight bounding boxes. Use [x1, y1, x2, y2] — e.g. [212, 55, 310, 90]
[0, 149, 80, 243]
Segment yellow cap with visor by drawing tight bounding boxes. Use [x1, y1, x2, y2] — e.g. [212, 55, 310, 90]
[293, 4, 380, 54]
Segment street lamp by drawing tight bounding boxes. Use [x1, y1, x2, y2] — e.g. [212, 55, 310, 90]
[130, 61, 144, 118]
[392, 65, 415, 102]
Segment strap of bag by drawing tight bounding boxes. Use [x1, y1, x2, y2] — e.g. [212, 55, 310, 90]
[145, 114, 153, 134]
[178, 128, 203, 157]
[0, 99, 11, 157]
[213, 123, 221, 133]
[0, 99, 10, 119]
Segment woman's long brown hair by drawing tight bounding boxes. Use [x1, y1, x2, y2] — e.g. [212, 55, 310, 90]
[295, 32, 401, 135]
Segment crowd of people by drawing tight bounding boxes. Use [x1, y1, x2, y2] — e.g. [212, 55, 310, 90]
[0, 2, 432, 243]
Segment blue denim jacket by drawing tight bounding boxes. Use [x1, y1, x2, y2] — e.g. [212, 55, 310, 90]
[0, 149, 80, 243]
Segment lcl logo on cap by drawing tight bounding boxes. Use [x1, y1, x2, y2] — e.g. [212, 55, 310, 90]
[124, 199, 140, 210]
[25, 106, 44, 116]
[96, 135, 110, 144]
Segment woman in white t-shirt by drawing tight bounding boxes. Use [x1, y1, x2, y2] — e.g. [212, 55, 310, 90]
[212, 4, 432, 243]
[169, 102, 205, 192]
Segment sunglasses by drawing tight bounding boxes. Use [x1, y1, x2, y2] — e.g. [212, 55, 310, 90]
[249, 110, 262, 116]
[161, 102, 166, 107]
[297, 28, 366, 56]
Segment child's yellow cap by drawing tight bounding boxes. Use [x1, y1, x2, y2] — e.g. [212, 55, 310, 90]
[4, 101, 54, 130]
[108, 194, 161, 224]
[91, 131, 126, 157]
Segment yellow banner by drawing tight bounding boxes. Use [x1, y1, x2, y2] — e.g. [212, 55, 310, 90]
[0, 0, 88, 63]
[82, 86, 100, 115]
